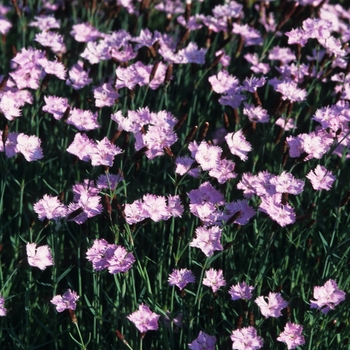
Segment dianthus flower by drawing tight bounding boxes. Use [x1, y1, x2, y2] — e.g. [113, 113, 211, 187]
[67, 108, 100, 131]
[274, 80, 307, 102]
[90, 137, 122, 167]
[81, 41, 111, 64]
[15, 133, 43, 162]
[175, 156, 200, 178]
[127, 304, 160, 333]
[224, 199, 256, 225]
[189, 331, 216, 350]
[243, 103, 270, 123]
[229, 282, 254, 300]
[34, 31, 66, 55]
[225, 129, 252, 161]
[29, 15, 60, 31]
[26, 243, 54, 270]
[194, 141, 222, 171]
[51, 289, 79, 312]
[190, 226, 223, 257]
[86, 239, 117, 271]
[70, 22, 101, 42]
[93, 83, 120, 108]
[33, 194, 67, 221]
[96, 173, 124, 190]
[209, 158, 237, 184]
[310, 279, 345, 314]
[306, 165, 335, 191]
[178, 42, 207, 64]
[255, 292, 288, 318]
[168, 269, 195, 290]
[0, 295, 6, 316]
[107, 245, 135, 274]
[42, 95, 69, 120]
[231, 326, 263, 350]
[0, 95, 21, 121]
[141, 194, 170, 221]
[203, 268, 226, 293]
[241, 76, 266, 93]
[270, 171, 304, 195]
[66, 61, 92, 90]
[37, 57, 66, 80]
[208, 70, 239, 94]
[277, 322, 305, 349]
[66, 133, 95, 162]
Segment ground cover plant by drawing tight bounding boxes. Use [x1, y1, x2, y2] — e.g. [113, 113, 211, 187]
[0, 0, 349, 348]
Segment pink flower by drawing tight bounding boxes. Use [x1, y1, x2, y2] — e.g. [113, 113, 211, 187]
[175, 156, 200, 178]
[270, 171, 304, 195]
[42, 95, 69, 120]
[178, 42, 207, 64]
[90, 137, 122, 167]
[67, 108, 100, 131]
[0, 295, 6, 316]
[243, 103, 270, 123]
[255, 292, 288, 318]
[51, 289, 79, 312]
[26, 243, 54, 270]
[81, 41, 111, 64]
[34, 31, 66, 55]
[29, 15, 60, 31]
[259, 194, 296, 227]
[194, 141, 222, 171]
[127, 304, 160, 333]
[209, 158, 237, 184]
[190, 226, 223, 257]
[168, 269, 195, 290]
[203, 268, 226, 293]
[96, 173, 124, 190]
[229, 282, 254, 301]
[231, 326, 263, 350]
[86, 239, 117, 271]
[189, 331, 216, 350]
[66, 61, 92, 90]
[167, 195, 184, 218]
[225, 129, 252, 161]
[37, 57, 66, 80]
[70, 22, 101, 42]
[66, 133, 95, 162]
[241, 76, 266, 93]
[310, 279, 346, 314]
[33, 194, 67, 221]
[93, 83, 120, 108]
[107, 246, 135, 274]
[141, 194, 170, 222]
[306, 165, 335, 190]
[16, 133, 43, 162]
[277, 322, 305, 350]
[274, 81, 307, 102]
[0, 95, 21, 121]
[208, 70, 239, 94]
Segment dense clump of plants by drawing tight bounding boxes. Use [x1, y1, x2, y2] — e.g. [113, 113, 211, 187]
[0, 0, 349, 349]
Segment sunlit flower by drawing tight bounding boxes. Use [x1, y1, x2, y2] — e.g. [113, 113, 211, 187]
[26, 243, 54, 270]
[203, 268, 226, 293]
[231, 326, 263, 350]
[255, 292, 288, 318]
[127, 304, 160, 333]
[277, 322, 305, 349]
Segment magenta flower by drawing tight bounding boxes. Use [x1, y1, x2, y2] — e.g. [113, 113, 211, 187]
[168, 269, 195, 290]
[16, 133, 43, 162]
[127, 304, 160, 333]
[107, 246, 135, 274]
[0, 294, 6, 316]
[229, 282, 254, 301]
[224, 199, 256, 225]
[255, 292, 288, 318]
[86, 239, 117, 271]
[241, 76, 266, 93]
[310, 279, 346, 314]
[225, 129, 252, 161]
[277, 322, 305, 350]
[306, 165, 335, 191]
[188, 331, 216, 350]
[33, 194, 67, 221]
[26, 243, 54, 270]
[51, 289, 79, 312]
[190, 226, 223, 257]
[231, 326, 263, 350]
[202, 268, 226, 293]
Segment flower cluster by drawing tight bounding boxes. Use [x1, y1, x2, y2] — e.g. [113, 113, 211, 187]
[86, 239, 135, 274]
